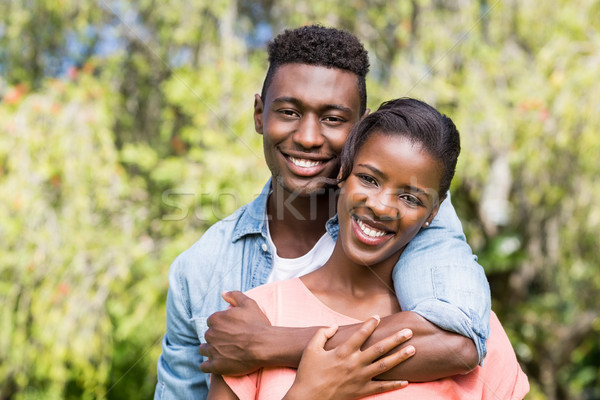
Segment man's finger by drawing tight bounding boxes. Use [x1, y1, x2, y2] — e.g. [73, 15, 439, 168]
[198, 343, 210, 357]
[306, 325, 339, 350]
[200, 359, 214, 373]
[221, 290, 240, 306]
[221, 290, 253, 307]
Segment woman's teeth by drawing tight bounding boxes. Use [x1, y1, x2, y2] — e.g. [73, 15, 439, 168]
[356, 218, 387, 238]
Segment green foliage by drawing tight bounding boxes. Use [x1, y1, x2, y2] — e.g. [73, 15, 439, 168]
[1, 1, 599, 399]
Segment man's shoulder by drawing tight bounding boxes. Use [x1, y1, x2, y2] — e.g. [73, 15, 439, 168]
[170, 203, 254, 274]
[189, 182, 269, 249]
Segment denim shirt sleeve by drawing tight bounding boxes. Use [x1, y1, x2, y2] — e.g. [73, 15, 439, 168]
[154, 255, 209, 400]
[155, 183, 271, 400]
[392, 192, 491, 364]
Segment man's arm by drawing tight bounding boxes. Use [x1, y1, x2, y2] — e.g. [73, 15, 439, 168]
[256, 310, 478, 381]
[155, 259, 208, 399]
[393, 193, 491, 365]
[200, 292, 477, 381]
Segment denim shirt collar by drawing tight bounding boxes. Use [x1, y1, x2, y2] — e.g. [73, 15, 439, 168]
[231, 179, 272, 242]
[231, 178, 339, 243]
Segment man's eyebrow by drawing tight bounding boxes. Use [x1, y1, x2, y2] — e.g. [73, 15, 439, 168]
[271, 96, 301, 106]
[357, 163, 432, 197]
[272, 97, 353, 113]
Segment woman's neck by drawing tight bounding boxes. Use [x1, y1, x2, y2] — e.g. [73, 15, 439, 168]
[300, 240, 403, 320]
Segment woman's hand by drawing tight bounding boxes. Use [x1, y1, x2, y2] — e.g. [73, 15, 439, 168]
[283, 316, 415, 400]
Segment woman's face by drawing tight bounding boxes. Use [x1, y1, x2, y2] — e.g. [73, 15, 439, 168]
[337, 131, 444, 267]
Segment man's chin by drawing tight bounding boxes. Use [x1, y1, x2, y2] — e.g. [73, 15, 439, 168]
[276, 176, 338, 197]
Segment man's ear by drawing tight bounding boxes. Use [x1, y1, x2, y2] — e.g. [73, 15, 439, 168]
[423, 193, 447, 228]
[254, 94, 264, 134]
[361, 108, 371, 120]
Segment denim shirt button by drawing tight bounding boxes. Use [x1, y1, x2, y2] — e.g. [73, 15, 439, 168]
[261, 243, 268, 252]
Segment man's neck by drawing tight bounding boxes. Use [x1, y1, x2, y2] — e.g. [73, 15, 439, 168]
[267, 182, 338, 258]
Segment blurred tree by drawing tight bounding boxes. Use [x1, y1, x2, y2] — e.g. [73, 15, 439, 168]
[1, 0, 598, 399]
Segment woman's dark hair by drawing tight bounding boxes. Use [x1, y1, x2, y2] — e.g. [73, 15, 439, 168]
[261, 25, 370, 115]
[339, 98, 461, 196]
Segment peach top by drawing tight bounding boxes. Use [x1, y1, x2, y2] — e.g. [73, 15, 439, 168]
[224, 278, 529, 400]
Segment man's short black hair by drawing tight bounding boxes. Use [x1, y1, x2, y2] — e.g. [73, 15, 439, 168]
[260, 25, 370, 114]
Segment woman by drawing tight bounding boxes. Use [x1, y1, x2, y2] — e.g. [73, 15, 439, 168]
[208, 98, 529, 399]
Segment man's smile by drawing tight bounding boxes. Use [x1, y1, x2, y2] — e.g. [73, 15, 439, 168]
[287, 156, 324, 168]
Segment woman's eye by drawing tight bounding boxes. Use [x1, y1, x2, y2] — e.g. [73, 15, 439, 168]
[400, 194, 422, 206]
[358, 174, 377, 185]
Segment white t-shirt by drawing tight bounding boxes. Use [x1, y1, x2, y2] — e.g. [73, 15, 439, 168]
[265, 219, 335, 283]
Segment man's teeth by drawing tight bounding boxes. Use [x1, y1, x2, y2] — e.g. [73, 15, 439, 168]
[356, 218, 387, 238]
[289, 156, 322, 168]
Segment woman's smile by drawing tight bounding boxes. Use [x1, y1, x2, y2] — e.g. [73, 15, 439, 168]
[351, 215, 395, 245]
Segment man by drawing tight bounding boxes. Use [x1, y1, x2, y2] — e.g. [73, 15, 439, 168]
[155, 25, 490, 399]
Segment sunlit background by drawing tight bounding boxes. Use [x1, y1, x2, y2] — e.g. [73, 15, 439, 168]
[1, 1, 599, 399]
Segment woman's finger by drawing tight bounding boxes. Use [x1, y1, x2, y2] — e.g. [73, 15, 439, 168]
[360, 328, 413, 362]
[363, 342, 416, 378]
[336, 315, 381, 354]
[306, 325, 339, 351]
[360, 379, 409, 397]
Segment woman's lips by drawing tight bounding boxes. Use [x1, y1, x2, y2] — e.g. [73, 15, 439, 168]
[351, 215, 394, 246]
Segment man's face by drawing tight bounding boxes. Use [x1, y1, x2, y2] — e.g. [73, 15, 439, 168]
[254, 63, 364, 196]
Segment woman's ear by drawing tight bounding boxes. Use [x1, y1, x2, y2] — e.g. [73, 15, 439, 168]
[254, 94, 264, 134]
[423, 194, 447, 228]
[336, 169, 344, 188]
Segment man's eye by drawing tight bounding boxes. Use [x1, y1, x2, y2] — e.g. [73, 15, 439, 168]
[323, 116, 345, 124]
[279, 110, 298, 117]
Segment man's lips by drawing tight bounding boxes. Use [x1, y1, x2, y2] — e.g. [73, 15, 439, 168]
[281, 151, 334, 177]
[288, 156, 324, 168]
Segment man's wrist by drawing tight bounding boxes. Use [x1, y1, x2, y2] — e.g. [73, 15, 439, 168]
[258, 326, 318, 368]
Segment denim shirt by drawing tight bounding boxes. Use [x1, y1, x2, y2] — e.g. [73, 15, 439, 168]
[154, 180, 490, 400]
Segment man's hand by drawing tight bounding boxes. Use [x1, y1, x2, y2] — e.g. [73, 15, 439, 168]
[199, 291, 271, 375]
[283, 316, 415, 400]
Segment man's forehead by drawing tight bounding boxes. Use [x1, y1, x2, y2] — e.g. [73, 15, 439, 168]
[267, 63, 361, 110]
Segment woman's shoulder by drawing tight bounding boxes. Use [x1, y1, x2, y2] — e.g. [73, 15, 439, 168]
[242, 279, 306, 322]
[244, 278, 304, 301]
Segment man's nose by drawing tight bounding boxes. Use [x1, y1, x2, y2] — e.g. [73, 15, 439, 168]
[293, 115, 324, 149]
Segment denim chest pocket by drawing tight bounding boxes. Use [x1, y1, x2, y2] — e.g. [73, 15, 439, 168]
[191, 316, 209, 343]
